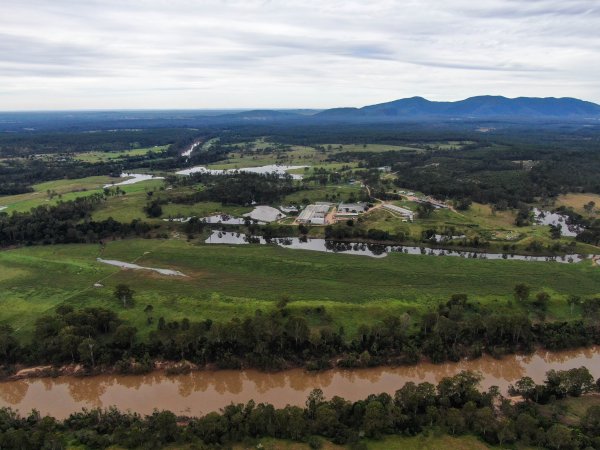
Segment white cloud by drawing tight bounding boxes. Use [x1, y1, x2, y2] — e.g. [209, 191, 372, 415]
[0, 0, 599, 109]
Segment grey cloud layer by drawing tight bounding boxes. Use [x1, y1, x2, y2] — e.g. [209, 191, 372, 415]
[1, 0, 599, 109]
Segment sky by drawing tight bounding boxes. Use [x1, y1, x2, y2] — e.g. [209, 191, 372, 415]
[1, 0, 599, 110]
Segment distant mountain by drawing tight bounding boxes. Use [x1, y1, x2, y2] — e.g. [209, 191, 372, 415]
[316, 96, 600, 121]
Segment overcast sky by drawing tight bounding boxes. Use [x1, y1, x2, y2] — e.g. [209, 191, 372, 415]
[1, 0, 599, 110]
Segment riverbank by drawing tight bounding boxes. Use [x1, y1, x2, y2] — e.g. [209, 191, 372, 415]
[1, 347, 599, 419]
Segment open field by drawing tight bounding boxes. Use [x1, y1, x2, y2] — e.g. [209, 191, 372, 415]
[283, 185, 364, 205]
[72, 145, 169, 163]
[0, 175, 166, 216]
[555, 192, 600, 217]
[1, 238, 599, 341]
[0, 176, 116, 213]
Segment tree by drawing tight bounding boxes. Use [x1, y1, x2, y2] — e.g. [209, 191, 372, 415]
[306, 389, 324, 419]
[514, 283, 531, 303]
[114, 284, 135, 308]
[417, 202, 434, 219]
[546, 424, 573, 449]
[58, 328, 81, 362]
[584, 201, 596, 214]
[144, 200, 162, 218]
[362, 400, 388, 438]
[533, 291, 550, 310]
[581, 405, 600, 435]
[473, 407, 497, 439]
[113, 325, 137, 349]
[567, 295, 580, 315]
[78, 338, 97, 366]
[445, 408, 465, 435]
[497, 419, 517, 446]
[0, 325, 19, 363]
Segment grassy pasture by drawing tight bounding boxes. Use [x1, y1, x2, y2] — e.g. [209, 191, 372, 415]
[0, 176, 115, 213]
[1, 238, 599, 341]
[72, 145, 169, 163]
[555, 193, 600, 217]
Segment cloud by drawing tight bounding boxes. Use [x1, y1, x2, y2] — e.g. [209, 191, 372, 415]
[0, 0, 598, 109]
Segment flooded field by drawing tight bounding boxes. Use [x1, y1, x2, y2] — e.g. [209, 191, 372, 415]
[1, 347, 599, 419]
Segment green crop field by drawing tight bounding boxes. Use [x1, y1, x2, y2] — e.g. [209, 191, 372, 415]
[1, 238, 599, 342]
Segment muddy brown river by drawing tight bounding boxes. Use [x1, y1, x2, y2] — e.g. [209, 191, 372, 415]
[1, 347, 599, 419]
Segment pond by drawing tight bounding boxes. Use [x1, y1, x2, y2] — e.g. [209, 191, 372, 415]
[205, 231, 592, 263]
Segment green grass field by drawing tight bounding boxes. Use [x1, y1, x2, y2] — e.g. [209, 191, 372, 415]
[72, 145, 169, 163]
[1, 237, 599, 342]
[0, 176, 166, 216]
[0, 176, 116, 213]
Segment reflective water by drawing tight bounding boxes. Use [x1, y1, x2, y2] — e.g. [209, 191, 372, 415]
[103, 173, 164, 188]
[205, 231, 592, 263]
[1, 347, 599, 419]
[175, 164, 307, 179]
[96, 258, 186, 277]
[534, 208, 582, 237]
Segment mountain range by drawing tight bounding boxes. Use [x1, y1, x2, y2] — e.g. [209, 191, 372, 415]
[2, 96, 600, 132]
[314, 96, 600, 120]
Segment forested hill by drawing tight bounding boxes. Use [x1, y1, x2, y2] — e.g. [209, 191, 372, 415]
[316, 96, 600, 121]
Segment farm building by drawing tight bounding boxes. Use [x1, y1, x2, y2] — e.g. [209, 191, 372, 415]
[336, 202, 368, 218]
[297, 204, 331, 225]
[383, 204, 414, 221]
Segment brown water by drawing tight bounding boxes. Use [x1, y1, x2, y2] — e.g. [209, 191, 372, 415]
[1, 347, 599, 419]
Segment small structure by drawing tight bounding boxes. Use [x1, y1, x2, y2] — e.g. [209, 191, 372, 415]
[297, 204, 331, 225]
[378, 166, 392, 173]
[416, 198, 448, 209]
[244, 206, 285, 223]
[279, 205, 299, 214]
[383, 204, 414, 221]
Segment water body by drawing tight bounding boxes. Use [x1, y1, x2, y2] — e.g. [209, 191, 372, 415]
[181, 141, 201, 157]
[103, 173, 164, 188]
[533, 208, 582, 237]
[96, 258, 186, 277]
[205, 231, 592, 263]
[175, 164, 307, 180]
[1, 347, 598, 419]
[164, 215, 249, 225]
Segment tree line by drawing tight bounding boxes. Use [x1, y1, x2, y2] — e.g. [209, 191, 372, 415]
[3, 292, 600, 374]
[0, 195, 156, 246]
